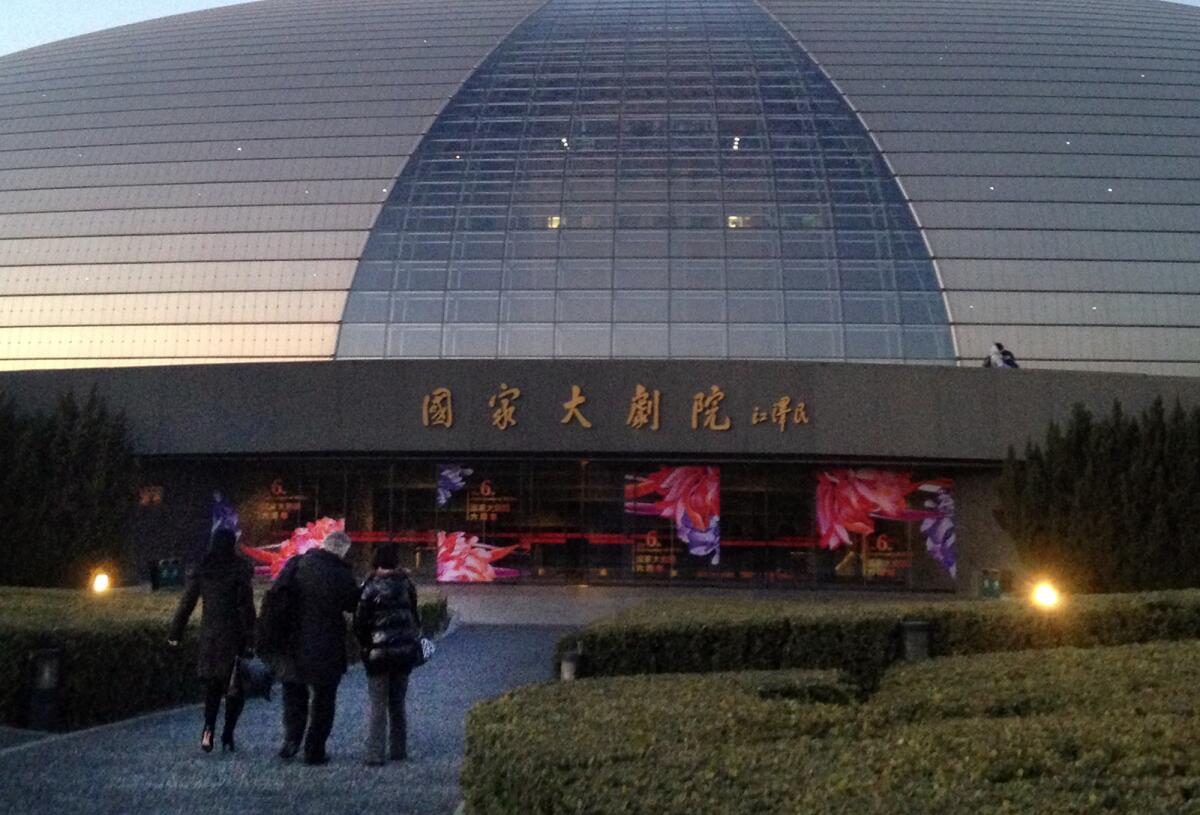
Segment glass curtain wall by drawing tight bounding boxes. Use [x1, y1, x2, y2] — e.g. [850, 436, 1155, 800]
[337, 0, 952, 362]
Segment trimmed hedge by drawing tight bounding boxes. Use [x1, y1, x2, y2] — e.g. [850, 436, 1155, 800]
[465, 641, 1200, 815]
[556, 590, 1200, 688]
[0, 586, 448, 729]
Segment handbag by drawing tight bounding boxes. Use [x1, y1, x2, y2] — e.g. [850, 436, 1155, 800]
[364, 636, 434, 671]
[227, 654, 275, 700]
[418, 637, 436, 666]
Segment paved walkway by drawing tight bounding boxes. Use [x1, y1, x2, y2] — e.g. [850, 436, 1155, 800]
[0, 585, 952, 814]
[0, 625, 570, 815]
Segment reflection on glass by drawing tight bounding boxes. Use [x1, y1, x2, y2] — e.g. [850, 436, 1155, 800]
[193, 458, 956, 589]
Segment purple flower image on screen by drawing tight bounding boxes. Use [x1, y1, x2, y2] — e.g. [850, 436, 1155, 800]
[680, 514, 721, 565]
[625, 466, 721, 566]
[920, 487, 957, 578]
[436, 464, 473, 508]
[211, 491, 239, 538]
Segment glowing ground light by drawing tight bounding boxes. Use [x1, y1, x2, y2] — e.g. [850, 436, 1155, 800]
[91, 572, 111, 594]
[1031, 581, 1060, 609]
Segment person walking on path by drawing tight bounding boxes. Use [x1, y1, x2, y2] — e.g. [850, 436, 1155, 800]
[266, 530, 359, 766]
[354, 542, 423, 766]
[167, 527, 257, 753]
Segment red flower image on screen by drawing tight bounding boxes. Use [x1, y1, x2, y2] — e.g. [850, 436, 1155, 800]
[625, 466, 721, 564]
[816, 469, 956, 576]
[241, 516, 345, 579]
[435, 530, 527, 583]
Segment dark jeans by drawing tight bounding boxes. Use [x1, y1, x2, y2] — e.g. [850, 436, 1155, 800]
[202, 676, 244, 737]
[282, 680, 340, 759]
[366, 669, 409, 762]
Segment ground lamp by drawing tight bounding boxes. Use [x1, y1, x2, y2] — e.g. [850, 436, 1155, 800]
[1031, 581, 1061, 610]
[90, 569, 112, 594]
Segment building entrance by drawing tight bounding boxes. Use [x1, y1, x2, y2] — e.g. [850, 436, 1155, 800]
[138, 456, 959, 591]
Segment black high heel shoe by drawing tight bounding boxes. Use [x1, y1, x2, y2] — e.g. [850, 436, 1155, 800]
[221, 732, 235, 753]
[200, 728, 214, 753]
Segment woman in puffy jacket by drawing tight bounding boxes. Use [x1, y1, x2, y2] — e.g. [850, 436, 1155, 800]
[168, 527, 256, 753]
[353, 542, 422, 765]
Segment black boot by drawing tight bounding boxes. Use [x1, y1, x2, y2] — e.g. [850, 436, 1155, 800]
[221, 695, 243, 753]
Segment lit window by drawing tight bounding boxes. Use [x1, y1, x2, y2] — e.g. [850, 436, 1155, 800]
[547, 215, 562, 229]
[727, 215, 746, 228]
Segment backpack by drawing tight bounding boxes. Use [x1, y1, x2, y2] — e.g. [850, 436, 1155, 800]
[255, 557, 299, 656]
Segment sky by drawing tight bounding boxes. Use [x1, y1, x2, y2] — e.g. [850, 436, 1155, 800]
[3, 0, 1200, 57]
[0, 1, 250, 57]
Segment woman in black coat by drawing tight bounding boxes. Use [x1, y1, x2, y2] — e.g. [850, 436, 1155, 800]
[168, 528, 256, 753]
[354, 542, 422, 765]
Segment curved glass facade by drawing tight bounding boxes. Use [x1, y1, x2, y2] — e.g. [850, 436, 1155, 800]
[336, 0, 952, 361]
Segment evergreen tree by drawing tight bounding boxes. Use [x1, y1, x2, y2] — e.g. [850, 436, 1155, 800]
[0, 389, 138, 587]
[998, 398, 1200, 592]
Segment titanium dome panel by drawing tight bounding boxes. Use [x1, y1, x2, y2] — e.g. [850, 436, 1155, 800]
[762, 0, 1200, 374]
[0, 0, 542, 370]
[336, 0, 951, 361]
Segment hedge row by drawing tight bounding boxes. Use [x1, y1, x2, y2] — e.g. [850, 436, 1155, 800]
[0, 587, 449, 729]
[465, 640, 1200, 815]
[556, 590, 1200, 687]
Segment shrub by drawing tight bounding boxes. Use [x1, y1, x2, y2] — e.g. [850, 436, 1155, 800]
[465, 641, 1200, 815]
[870, 640, 1200, 724]
[557, 590, 1200, 688]
[997, 398, 1200, 592]
[0, 389, 139, 588]
[0, 587, 448, 729]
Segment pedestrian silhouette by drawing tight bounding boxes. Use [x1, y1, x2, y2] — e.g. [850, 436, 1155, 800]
[983, 342, 1019, 368]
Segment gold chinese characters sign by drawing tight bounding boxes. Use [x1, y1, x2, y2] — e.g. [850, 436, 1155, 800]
[419, 383, 811, 433]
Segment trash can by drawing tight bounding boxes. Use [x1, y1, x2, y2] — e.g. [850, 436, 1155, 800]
[150, 558, 183, 590]
[900, 620, 931, 662]
[559, 648, 582, 681]
[27, 648, 63, 731]
[980, 568, 1003, 599]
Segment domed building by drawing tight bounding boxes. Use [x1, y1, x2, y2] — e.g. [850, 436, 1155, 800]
[2, 0, 1200, 591]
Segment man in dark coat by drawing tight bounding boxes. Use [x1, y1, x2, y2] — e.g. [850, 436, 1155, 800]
[272, 530, 359, 765]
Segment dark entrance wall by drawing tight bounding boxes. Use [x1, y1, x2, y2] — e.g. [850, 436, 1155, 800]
[6, 359, 1200, 593]
[951, 470, 1015, 596]
[132, 454, 975, 592]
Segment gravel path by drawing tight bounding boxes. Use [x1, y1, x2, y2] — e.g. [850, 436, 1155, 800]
[0, 725, 47, 751]
[0, 625, 570, 815]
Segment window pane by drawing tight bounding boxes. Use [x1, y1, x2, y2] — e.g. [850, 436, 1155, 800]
[670, 324, 727, 357]
[499, 324, 555, 357]
[442, 324, 498, 357]
[386, 324, 441, 358]
[613, 323, 669, 357]
[556, 324, 611, 357]
[729, 324, 785, 357]
[786, 325, 843, 359]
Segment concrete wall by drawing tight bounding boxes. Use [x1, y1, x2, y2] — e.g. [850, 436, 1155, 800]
[1, 359, 1198, 462]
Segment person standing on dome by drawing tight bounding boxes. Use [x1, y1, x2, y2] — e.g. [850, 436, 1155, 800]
[983, 342, 1019, 368]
